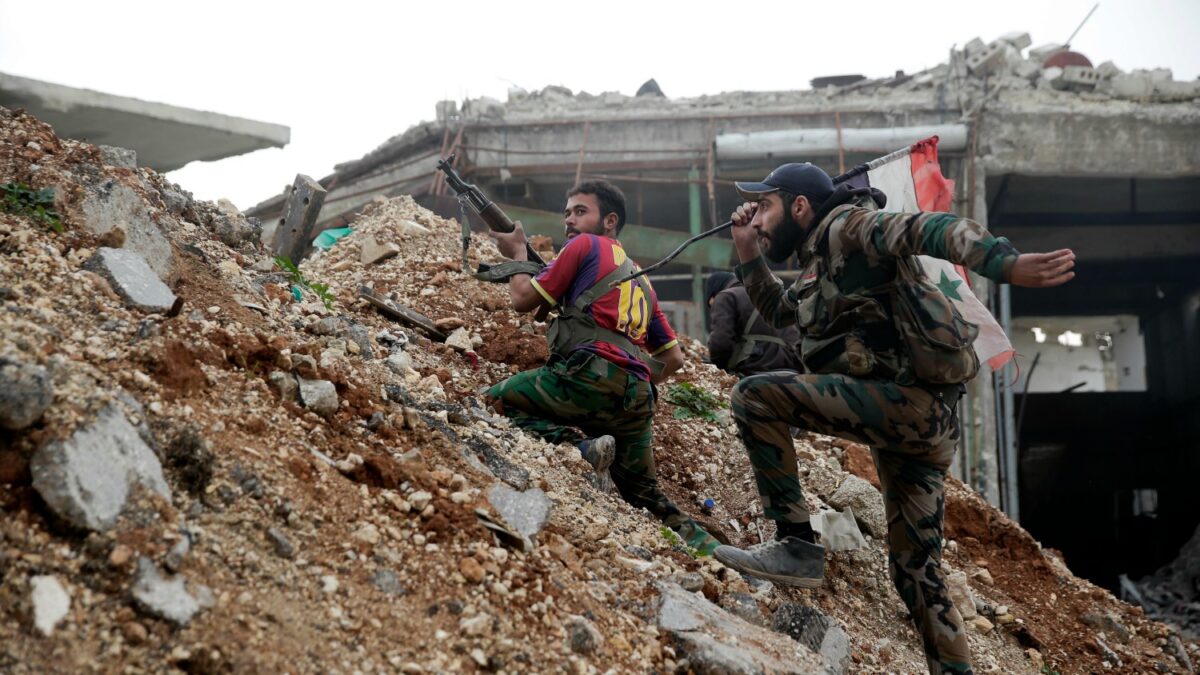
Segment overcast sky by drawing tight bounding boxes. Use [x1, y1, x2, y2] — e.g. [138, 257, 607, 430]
[2, 0, 1197, 211]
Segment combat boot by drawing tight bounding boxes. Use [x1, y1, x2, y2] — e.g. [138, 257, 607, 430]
[576, 435, 616, 493]
[713, 536, 826, 588]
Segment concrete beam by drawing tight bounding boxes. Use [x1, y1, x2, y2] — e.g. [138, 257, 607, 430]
[0, 72, 290, 172]
[982, 105, 1200, 177]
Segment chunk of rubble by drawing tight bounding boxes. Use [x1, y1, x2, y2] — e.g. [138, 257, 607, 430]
[946, 571, 978, 619]
[79, 182, 176, 282]
[360, 236, 400, 265]
[486, 484, 551, 540]
[828, 475, 886, 539]
[0, 359, 53, 430]
[30, 575, 71, 637]
[656, 581, 823, 673]
[444, 328, 473, 351]
[130, 557, 211, 627]
[298, 378, 338, 417]
[30, 404, 171, 532]
[772, 602, 852, 674]
[84, 247, 180, 314]
[98, 145, 137, 169]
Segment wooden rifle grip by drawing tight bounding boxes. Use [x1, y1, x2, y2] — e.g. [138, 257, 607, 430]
[478, 202, 515, 233]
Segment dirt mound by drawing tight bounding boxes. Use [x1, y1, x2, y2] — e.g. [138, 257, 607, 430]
[0, 105, 1196, 673]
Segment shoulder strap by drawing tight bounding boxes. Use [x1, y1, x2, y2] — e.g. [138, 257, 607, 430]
[573, 256, 637, 311]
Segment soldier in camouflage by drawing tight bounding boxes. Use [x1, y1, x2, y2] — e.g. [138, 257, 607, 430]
[712, 163, 1076, 674]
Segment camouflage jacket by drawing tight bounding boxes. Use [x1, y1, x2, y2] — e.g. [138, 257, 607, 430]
[737, 202, 1020, 382]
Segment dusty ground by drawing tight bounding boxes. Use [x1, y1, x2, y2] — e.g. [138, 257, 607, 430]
[0, 105, 1197, 674]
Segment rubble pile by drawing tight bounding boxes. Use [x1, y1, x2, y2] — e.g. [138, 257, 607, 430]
[1, 105, 1198, 673]
[1128, 524, 1200, 641]
[432, 31, 1200, 127]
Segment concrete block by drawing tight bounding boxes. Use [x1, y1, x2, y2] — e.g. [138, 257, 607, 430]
[1055, 65, 1100, 91]
[0, 359, 53, 430]
[963, 37, 986, 56]
[997, 31, 1032, 51]
[269, 174, 326, 264]
[828, 475, 886, 539]
[1095, 61, 1124, 79]
[1029, 43, 1066, 63]
[1107, 73, 1155, 99]
[79, 182, 176, 283]
[98, 145, 137, 169]
[30, 404, 171, 532]
[360, 236, 400, 265]
[1014, 59, 1041, 81]
[84, 247, 180, 314]
[966, 41, 1007, 76]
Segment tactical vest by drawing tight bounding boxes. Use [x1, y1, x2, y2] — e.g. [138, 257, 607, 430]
[545, 256, 666, 378]
[728, 307, 789, 371]
[791, 204, 979, 386]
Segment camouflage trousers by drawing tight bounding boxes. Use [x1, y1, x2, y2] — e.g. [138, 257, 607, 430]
[487, 350, 705, 541]
[731, 371, 972, 675]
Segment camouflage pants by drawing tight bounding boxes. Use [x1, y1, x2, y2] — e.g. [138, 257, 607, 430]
[487, 350, 697, 535]
[731, 371, 972, 675]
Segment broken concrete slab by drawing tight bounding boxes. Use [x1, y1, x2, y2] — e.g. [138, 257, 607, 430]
[30, 404, 171, 532]
[811, 508, 866, 551]
[268, 370, 298, 403]
[0, 359, 53, 430]
[772, 602, 852, 675]
[30, 575, 71, 637]
[656, 581, 822, 674]
[360, 236, 400, 265]
[98, 145, 137, 170]
[444, 327, 473, 351]
[79, 181, 176, 282]
[84, 247, 180, 314]
[297, 378, 338, 417]
[828, 475, 886, 539]
[130, 557, 209, 626]
[486, 484, 551, 540]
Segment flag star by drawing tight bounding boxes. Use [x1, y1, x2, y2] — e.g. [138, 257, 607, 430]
[936, 270, 964, 301]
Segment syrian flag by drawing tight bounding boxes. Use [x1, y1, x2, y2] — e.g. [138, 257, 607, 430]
[837, 137, 1015, 371]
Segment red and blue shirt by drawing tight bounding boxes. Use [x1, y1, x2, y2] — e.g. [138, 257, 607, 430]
[530, 234, 677, 380]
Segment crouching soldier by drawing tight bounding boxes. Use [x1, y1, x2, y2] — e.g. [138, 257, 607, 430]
[486, 180, 721, 555]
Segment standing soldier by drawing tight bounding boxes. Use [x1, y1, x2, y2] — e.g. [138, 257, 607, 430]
[486, 180, 721, 555]
[713, 163, 1075, 673]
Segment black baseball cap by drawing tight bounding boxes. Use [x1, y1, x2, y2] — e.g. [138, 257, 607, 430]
[735, 163, 834, 206]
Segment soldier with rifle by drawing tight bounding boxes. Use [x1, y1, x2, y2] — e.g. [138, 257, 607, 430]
[439, 160, 721, 555]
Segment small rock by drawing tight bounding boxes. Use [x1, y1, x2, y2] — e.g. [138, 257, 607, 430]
[321, 575, 339, 594]
[434, 317, 466, 331]
[827, 475, 886, 538]
[408, 491, 433, 510]
[121, 620, 149, 644]
[268, 371, 298, 402]
[459, 557, 486, 584]
[353, 523, 381, 546]
[266, 527, 295, 559]
[945, 571, 977, 620]
[297, 378, 338, 417]
[370, 569, 407, 596]
[0, 360, 54, 430]
[444, 328, 473, 351]
[459, 613, 491, 637]
[971, 616, 994, 634]
[98, 145, 137, 169]
[565, 614, 603, 654]
[625, 545, 654, 561]
[486, 484, 551, 540]
[109, 544, 134, 567]
[971, 568, 994, 586]
[772, 602, 852, 674]
[30, 575, 71, 637]
[130, 558, 205, 626]
[673, 572, 705, 593]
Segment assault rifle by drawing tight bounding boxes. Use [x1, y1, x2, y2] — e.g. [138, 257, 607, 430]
[436, 155, 546, 267]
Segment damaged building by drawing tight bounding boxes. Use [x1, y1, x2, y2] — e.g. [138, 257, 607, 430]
[247, 32, 1200, 598]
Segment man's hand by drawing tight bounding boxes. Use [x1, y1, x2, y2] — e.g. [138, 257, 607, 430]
[1008, 249, 1076, 287]
[487, 221, 529, 261]
[730, 201, 761, 262]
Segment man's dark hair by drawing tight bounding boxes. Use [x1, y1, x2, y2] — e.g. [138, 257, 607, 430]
[567, 180, 627, 235]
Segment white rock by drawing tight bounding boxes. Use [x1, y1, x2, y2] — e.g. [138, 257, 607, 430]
[30, 576, 71, 636]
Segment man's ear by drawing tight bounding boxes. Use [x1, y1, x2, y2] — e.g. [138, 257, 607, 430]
[604, 213, 620, 236]
[793, 195, 812, 225]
